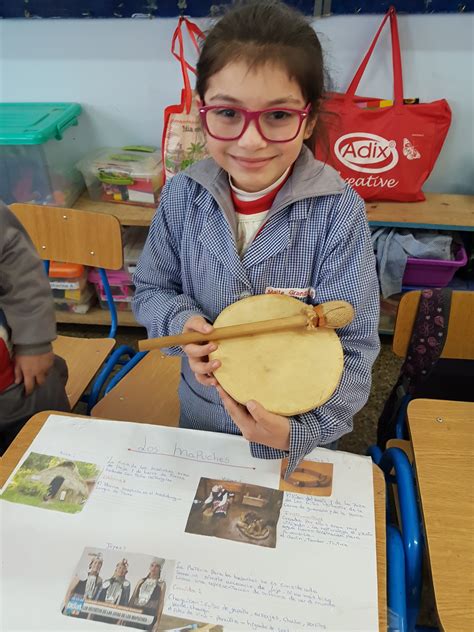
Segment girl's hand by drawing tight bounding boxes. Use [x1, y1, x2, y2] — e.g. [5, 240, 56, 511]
[216, 385, 290, 451]
[182, 315, 221, 387]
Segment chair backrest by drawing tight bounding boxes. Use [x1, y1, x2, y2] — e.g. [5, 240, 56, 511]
[10, 203, 123, 270]
[393, 290, 474, 360]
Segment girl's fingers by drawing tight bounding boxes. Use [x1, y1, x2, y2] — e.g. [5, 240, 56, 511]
[184, 342, 217, 358]
[189, 358, 220, 375]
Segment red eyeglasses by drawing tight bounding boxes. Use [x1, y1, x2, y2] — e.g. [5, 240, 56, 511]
[199, 104, 312, 143]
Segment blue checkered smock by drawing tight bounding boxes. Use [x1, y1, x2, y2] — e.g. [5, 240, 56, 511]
[133, 147, 380, 473]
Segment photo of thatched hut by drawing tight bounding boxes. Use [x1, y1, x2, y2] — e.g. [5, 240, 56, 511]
[1, 452, 100, 513]
[32, 460, 90, 504]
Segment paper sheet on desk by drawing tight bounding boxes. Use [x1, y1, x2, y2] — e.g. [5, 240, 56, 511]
[0, 414, 378, 631]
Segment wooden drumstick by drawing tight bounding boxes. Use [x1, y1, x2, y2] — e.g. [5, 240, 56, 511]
[138, 300, 354, 351]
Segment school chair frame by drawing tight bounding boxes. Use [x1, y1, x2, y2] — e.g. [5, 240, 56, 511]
[10, 203, 137, 412]
[387, 524, 407, 632]
[90, 349, 181, 425]
[369, 290, 473, 627]
[102, 350, 147, 395]
[371, 447, 423, 632]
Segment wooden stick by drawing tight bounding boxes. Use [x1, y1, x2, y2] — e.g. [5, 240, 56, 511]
[138, 300, 355, 351]
[138, 313, 311, 351]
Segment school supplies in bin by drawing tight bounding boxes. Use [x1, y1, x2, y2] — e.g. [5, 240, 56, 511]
[77, 146, 163, 207]
[89, 268, 135, 312]
[48, 262, 95, 314]
[162, 17, 208, 182]
[315, 7, 451, 202]
[0, 103, 85, 207]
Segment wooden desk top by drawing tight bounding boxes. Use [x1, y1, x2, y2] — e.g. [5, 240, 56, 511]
[74, 193, 155, 226]
[366, 193, 474, 231]
[408, 399, 474, 632]
[0, 411, 386, 630]
[73, 191, 474, 231]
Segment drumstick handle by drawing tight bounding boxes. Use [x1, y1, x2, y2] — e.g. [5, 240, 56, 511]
[138, 314, 309, 351]
[138, 300, 354, 351]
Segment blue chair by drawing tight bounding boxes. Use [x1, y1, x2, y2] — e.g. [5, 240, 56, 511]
[387, 524, 407, 632]
[11, 203, 136, 412]
[370, 445, 441, 632]
[90, 349, 181, 425]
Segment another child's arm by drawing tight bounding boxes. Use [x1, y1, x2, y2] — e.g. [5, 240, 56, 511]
[0, 202, 56, 395]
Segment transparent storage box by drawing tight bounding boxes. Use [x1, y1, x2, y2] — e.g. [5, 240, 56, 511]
[49, 262, 95, 313]
[77, 146, 163, 207]
[0, 103, 85, 207]
[89, 268, 135, 311]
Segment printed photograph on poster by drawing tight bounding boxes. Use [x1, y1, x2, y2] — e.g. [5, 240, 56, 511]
[279, 458, 333, 497]
[0, 452, 100, 513]
[159, 614, 223, 631]
[185, 478, 283, 548]
[62, 547, 175, 631]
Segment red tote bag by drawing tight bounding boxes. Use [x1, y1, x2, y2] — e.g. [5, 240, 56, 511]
[162, 17, 209, 182]
[315, 7, 451, 202]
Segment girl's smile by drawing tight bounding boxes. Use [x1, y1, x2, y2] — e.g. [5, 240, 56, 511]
[202, 61, 315, 192]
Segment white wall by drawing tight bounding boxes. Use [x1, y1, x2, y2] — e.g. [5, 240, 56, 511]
[1, 14, 473, 193]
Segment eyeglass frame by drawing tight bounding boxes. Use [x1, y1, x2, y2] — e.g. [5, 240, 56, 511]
[198, 103, 312, 143]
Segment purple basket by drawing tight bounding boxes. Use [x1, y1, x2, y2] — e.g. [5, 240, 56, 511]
[402, 244, 468, 287]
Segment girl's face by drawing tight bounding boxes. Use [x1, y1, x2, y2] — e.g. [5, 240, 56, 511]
[202, 61, 315, 193]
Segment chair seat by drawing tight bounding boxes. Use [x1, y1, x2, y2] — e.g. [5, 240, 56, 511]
[53, 335, 115, 408]
[91, 351, 181, 426]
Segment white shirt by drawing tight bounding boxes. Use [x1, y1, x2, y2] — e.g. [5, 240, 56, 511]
[230, 168, 290, 256]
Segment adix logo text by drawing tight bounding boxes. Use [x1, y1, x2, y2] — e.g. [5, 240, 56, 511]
[334, 132, 399, 174]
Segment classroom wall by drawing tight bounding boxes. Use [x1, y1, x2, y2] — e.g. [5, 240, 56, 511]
[1, 14, 473, 194]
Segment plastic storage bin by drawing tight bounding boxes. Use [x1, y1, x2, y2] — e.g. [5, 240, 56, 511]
[402, 243, 468, 287]
[89, 268, 135, 311]
[0, 103, 85, 207]
[77, 146, 163, 207]
[49, 262, 95, 314]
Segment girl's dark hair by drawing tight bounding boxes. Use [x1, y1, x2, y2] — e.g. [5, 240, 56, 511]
[196, 0, 327, 152]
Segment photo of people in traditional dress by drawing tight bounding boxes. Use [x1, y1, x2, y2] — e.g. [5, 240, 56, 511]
[62, 547, 175, 630]
[158, 614, 223, 631]
[185, 478, 283, 548]
[128, 558, 167, 630]
[279, 458, 333, 497]
[62, 552, 104, 619]
[0, 452, 100, 513]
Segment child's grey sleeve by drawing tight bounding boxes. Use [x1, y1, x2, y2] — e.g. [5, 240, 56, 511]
[0, 202, 56, 354]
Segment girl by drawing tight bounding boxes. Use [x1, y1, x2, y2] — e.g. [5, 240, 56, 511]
[133, 0, 380, 474]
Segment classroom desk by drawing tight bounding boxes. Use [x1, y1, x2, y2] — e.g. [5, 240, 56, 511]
[407, 399, 474, 632]
[1, 411, 387, 630]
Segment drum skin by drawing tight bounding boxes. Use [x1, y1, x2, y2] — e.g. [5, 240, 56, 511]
[209, 294, 344, 416]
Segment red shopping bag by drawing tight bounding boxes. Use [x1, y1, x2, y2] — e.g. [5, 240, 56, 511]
[162, 17, 209, 182]
[315, 7, 451, 202]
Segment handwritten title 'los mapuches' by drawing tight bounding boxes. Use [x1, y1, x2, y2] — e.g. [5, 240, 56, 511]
[134, 436, 230, 465]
